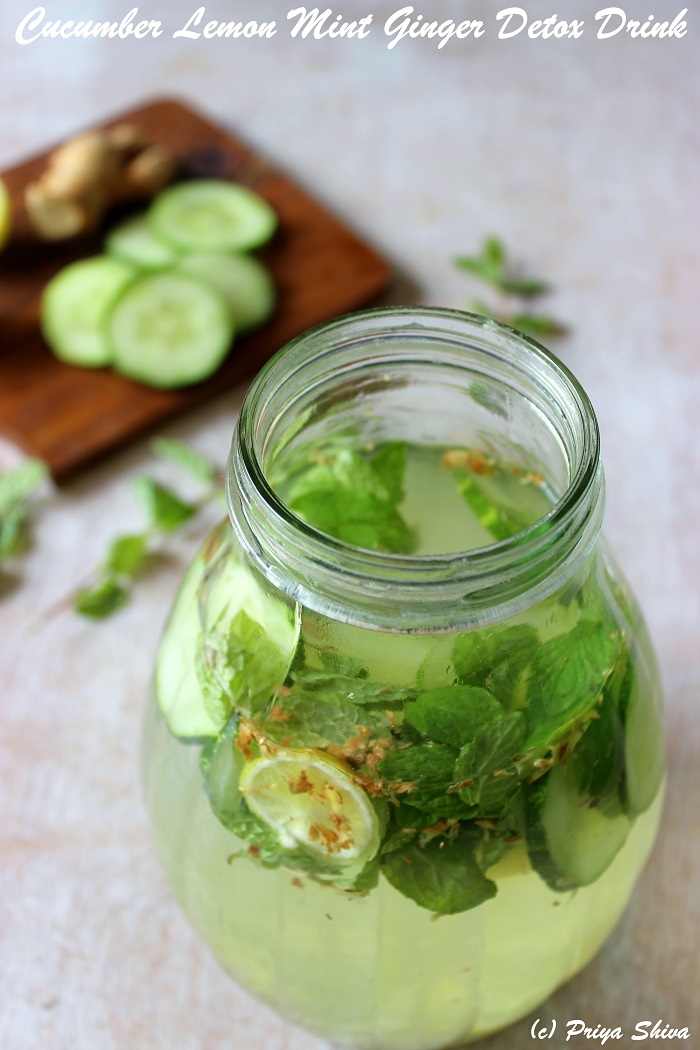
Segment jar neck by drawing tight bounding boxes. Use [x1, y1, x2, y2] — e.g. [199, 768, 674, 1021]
[227, 307, 605, 631]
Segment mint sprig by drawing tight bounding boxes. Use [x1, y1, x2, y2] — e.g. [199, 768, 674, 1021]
[73, 438, 223, 619]
[456, 237, 568, 341]
[0, 458, 49, 595]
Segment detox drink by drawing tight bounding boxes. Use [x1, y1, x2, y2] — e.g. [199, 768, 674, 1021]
[142, 433, 664, 1049]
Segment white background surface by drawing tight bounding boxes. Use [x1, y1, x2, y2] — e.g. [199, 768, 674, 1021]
[1, 2, 698, 1047]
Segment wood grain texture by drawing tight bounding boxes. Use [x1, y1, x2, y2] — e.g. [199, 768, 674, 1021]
[0, 99, 391, 482]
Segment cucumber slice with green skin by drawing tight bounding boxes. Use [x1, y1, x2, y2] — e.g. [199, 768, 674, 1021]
[525, 764, 630, 891]
[198, 540, 301, 722]
[41, 255, 134, 367]
[155, 545, 222, 739]
[109, 272, 234, 389]
[149, 180, 277, 253]
[105, 213, 183, 271]
[177, 252, 276, 333]
[621, 673, 665, 816]
[156, 525, 301, 738]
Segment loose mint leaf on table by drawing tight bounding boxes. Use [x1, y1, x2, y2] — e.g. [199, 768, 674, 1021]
[454, 711, 526, 815]
[455, 237, 506, 288]
[0, 459, 48, 560]
[510, 313, 568, 338]
[457, 239, 568, 343]
[151, 437, 219, 483]
[74, 576, 129, 619]
[501, 277, 550, 297]
[0, 459, 48, 513]
[134, 476, 196, 531]
[404, 685, 503, 747]
[524, 619, 623, 751]
[381, 829, 497, 915]
[106, 534, 148, 576]
[0, 507, 27, 557]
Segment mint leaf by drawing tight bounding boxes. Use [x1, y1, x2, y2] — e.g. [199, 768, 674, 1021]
[0, 459, 48, 514]
[378, 742, 475, 818]
[291, 488, 412, 552]
[262, 688, 377, 749]
[202, 608, 291, 721]
[351, 856, 381, 892]
[404, 685, 503, 747]
[288, 668, 414, 708]
[283, 446, 414, 554]
[455, 711, 526, 815]
[510, 313, 568, 338]
[0, 507, 27, 557]
[501, 277, 549, 297]
[380, 801, 426, 855]
[453, 624, 538, 709]
[455, 237, 505, 288]
[106, 534, 147, 576]
[525, 619, 623, 751]
[134, 476, 196, 531]
[381, 829, 497, 914]
[151, 437, 219, 483]
[368, 442, 407, 504]
[74, 577, 128, 619]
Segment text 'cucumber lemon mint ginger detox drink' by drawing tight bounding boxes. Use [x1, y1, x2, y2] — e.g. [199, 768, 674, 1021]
[142, 308, 664, 1049]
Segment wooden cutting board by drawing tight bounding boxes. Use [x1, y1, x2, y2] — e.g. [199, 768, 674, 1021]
[0, 99, 392, 482]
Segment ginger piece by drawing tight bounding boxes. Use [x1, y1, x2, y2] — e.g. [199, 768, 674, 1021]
[121, 145, 177, 198]
[25, 125, 176, 240]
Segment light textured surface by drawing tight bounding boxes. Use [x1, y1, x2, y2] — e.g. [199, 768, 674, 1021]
[1, 1, 698, 1047]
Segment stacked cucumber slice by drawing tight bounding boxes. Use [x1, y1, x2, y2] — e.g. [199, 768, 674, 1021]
[40, 180, 278, 389]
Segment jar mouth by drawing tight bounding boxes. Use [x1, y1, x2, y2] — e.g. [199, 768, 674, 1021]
[228, 307, 604, 630]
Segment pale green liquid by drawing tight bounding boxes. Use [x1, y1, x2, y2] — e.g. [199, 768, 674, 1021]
[143, 700, 661, 1048]
[144, 443, 664, 1048]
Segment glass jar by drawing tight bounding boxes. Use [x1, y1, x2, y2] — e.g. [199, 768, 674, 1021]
[142, 308, 664, 1050]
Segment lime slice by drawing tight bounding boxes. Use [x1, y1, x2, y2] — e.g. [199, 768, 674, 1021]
[0, 176, 11, 250]
[239, 749, 380, 867]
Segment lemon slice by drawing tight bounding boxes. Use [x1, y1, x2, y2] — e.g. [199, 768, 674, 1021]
[0, 177, 11, 250]
[239, 749, 380, 867]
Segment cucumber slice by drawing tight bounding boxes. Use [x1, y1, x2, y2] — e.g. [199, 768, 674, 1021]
[198, 541, 301, 722]
[109, 272, 234, 389]
[621, 674, 665, 816]
[177, 252, 276, 333]
[525, 765, 630, 891]
[149, 180, 277, 253]
[106, 213, 182, 270]
[41, 255, 134, 367]
[156, 525, 300, 738]
[155, 545, 222, 739]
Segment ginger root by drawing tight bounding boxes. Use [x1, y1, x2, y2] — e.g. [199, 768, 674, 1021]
[25, 124, 177, 240]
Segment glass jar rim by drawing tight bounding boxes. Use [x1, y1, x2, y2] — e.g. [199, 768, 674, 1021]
[227, 306, 604, 630]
